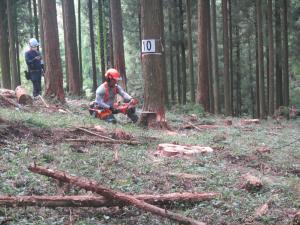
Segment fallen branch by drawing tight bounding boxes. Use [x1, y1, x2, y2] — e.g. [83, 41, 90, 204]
[0, 192, 218, 208]
[185, 121, 220, 131]
[38, 95, 49, 108]
[28, 165, 205, 225]
[65, 138, 141, 145]
[77, 127, 115, 141]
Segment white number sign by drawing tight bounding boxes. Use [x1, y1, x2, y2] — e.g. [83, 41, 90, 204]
[142, 39, 155, 53]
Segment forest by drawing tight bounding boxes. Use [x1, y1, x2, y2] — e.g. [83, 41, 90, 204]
[0, 0, 299, 224]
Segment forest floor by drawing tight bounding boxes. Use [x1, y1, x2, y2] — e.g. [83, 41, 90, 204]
[0, 98, 299, 225]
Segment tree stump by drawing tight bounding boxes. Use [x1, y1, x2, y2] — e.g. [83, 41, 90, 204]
[15, 86, 32, 105]
[243, 174, 263, 192]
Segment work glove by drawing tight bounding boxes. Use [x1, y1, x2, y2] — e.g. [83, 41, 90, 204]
[109, 106, 119, 114]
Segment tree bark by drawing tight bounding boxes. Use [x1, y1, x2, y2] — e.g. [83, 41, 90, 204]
[235, 25, 241, 116]
[139, 0, 167, 128]
[28, 0, 33, 37]
[222, 0, 230, 116]
[0, 0, 11, 89]
[168, 2, 175, 103]
[38, 0, 45, 60]
[228, 0, 233, 114]
[282, 0, 289, 106]
[41, 0, 65, 101]
[62, 0, 69, 92]
[275, 0, 283, 108]
[28, 165, 205, 225]
[256, 0, 266, 119]
[98, 0, 106, 82]
[0, 192, 218, 208]
[33, 0, 38, 40]
[88, 0, 98, 92]
[7, 0, 19, 89]
[63, 0, 81, 95]
[110, 0, 127, 89]
[175, 0, 182, 104]
[196, 0, 209, 112]
[77, 0, 83, 89]
[267, 0, 275, 115]
[185, 0, 195, 104]
[179, 0, 187, 104]
[211, 0, 219, 113]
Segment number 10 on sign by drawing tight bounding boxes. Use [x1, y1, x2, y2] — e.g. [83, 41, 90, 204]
[142, 39, 155, 53]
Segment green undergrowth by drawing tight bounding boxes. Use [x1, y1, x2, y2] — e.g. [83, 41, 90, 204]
[0, 107, 299, 225]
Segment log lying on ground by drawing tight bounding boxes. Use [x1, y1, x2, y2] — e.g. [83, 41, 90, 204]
[15, 86, 32, 105]
[0, 192, 218, 208]
[156, 143, 213, 157]
[28, 165, 205, 225]
[65, 138, 141, 145]
[0, 89, 15, 98]
[240, 119, 260, 125]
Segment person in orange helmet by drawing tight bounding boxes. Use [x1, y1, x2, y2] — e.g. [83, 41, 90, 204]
[90, 68, 138, 123]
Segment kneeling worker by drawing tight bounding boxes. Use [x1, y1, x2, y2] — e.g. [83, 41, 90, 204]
[90, 68, 138, 123]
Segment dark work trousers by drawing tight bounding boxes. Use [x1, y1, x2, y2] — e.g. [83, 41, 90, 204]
[30, 71, 42, 97]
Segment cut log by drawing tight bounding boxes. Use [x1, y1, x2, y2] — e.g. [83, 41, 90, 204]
[156, 143, 213, 157]
[15, 86, 32, 105]
[240, 119, 260, 125]
[0, 89, 15, 98]
[0, 94, 19, 107]
[243, 173, 263, 192]
[0, 192, 218, 208]
[65, 138, 141, 145]
[28, 165, 205, 225]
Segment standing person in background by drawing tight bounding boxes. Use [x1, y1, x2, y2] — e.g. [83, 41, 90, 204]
[25, 38, 44, 97]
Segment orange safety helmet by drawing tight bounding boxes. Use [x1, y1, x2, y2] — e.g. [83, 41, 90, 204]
[105, 68, 121, 81]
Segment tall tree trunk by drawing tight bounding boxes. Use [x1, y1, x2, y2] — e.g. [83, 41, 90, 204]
[175, 0, 181, 104]
[110, 0, 126, 89]
[33, 0, 38, 40]
[78, 0, 83, 89]
[196, 0, 209, 111]
[207, 0, 214, 113]
[222, 0, 230, 116]
[88, 0, 98, 92]
[248, 37, 255, 118]
[62, 0, 69, 92]
[255, 14, 260, 118]
[185, 0, 195, 104]
[7, 0, 19, 89]
[275, 0, 283, 108]
[235, 25, 241, 116]
[168, 2, 175, 103]
[0, 0, 11, 89]
[108, 0, 114, 68]
[256, 0, 266, 119]
[228, 0, 233, 115]
[28, 0, 33, 37]
[267, 0, 275, 115]
[265, 10, 269, 114]
[178, 0, 187, 104]
[41, 0, 65, 101]
[140, 0, 166, 128]
[211, 0, 219, 113]
[282, 0, 289, 106]
[38, 0, 45, 59]
[15, 21, 20, 82]
[63, 0, 81, 95]
[98, 0, 106, 82]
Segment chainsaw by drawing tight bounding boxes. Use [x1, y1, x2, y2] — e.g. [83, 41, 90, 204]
[89, 99, 138, 120]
